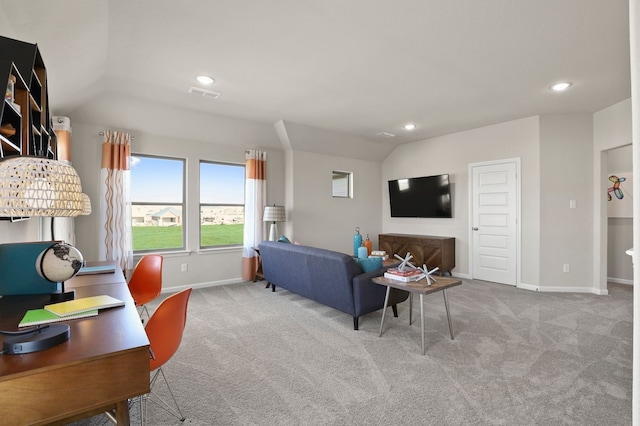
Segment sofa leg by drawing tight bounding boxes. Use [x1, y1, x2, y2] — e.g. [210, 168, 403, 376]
[353, 317, 359, 330]
[271, 284, 276, 292]
[392, 304, 399, 317]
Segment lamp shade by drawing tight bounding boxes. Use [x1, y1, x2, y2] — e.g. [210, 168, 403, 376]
[0, 156, 84, 217]
[81, 193, 92, 215]
[263, 205, 285, 223]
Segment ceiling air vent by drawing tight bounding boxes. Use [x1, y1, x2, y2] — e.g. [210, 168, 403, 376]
[188, 86, 221, 99]
[376, 132, 396, 138]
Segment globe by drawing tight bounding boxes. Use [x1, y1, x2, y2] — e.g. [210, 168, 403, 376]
[36, 242, 84, 283]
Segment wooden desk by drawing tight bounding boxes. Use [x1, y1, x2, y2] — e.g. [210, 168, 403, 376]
[372, 275, 462, 355]
[0, 263, 150, 425]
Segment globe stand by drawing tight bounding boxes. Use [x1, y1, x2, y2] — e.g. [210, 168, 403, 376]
[50, 282, 75, 302]
[37, 242, 84, 303]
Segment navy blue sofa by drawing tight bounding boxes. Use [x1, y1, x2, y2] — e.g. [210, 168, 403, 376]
[259, 241, 409, 330]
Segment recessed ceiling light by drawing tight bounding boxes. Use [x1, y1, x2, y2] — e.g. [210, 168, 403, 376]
[403, 123, 416, 130]
[376, 132, 396, 138]
[550, 82, 572, 91]
[196, 75, 215, 85]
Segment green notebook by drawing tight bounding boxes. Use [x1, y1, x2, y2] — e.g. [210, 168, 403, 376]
[18, 308, 98, 328]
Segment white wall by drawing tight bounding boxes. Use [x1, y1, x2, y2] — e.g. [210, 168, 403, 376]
[288, 150, 383, 254]
[539, 114, 594, 291]
[382, 116, 541, 284]
[0, 218, 40, 245]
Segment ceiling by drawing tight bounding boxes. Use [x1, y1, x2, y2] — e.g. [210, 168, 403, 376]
[0, 0, 631, 146]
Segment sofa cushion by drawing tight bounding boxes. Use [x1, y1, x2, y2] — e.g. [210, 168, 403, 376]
[354, 256, 383, 273]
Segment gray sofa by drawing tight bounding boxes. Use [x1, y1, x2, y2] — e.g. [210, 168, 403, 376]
[259, 241, 409, 330]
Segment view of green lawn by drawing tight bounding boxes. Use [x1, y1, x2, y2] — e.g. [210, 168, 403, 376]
[132, 224, 244, 251]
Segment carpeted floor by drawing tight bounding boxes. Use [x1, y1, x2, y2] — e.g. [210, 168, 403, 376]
[72, 279, 632, 425]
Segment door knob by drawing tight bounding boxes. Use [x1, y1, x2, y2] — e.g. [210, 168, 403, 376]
[472, 227, 479, 231]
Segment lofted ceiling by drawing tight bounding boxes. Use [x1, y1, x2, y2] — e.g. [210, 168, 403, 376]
[0, 0, 631, 146]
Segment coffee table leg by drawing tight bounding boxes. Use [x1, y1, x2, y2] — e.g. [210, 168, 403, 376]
[420, 293, 425, 355]
[443, 289, 454, 340]
[379, 285, 391, 337]
[409, 292, 413, 325]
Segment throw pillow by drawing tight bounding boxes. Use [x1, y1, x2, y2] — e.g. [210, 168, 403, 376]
[278, 235, 291, 243]
[354, 256, 383, 273]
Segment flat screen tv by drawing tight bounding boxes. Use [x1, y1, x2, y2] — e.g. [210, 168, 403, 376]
[388, 174, 452, 218]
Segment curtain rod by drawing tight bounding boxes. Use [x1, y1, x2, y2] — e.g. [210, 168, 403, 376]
[98, 131, 135, 140]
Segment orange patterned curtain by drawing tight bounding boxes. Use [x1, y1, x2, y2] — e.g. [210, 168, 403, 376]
[242, 150, 267, 281]
[99, 131, 133, 273]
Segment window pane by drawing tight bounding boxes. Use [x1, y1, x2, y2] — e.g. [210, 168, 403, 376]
[131, 155, 185, 252]
[200, 161, 245, 248]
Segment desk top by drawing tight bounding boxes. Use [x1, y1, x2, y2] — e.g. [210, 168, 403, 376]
[372, 275, 462, 295]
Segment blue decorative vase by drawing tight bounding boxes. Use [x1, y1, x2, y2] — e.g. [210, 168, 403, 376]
[357, 244, 368, 259]
[353, 227, 363, 257]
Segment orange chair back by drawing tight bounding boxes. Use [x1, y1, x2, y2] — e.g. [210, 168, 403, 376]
[145, 288, 192, 371]
[128, 255, 163, 306]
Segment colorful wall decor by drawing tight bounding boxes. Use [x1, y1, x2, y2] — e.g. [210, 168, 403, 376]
[607, 172, 633, 218]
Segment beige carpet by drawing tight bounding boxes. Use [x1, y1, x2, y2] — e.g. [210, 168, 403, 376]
[72, 279, 632, 425]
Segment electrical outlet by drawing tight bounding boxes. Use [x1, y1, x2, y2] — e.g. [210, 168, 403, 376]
[563, 264, 570, 273]
[181, 263, 188, 272]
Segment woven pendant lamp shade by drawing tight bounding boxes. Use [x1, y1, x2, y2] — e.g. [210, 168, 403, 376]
[0, 156, 84, 217]
[81, 193, 92, 215]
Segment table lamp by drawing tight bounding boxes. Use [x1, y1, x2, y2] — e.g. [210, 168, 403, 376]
[263, 205, 285, 241]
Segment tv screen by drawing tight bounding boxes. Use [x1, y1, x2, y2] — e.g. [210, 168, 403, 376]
[388, 174, 452, 218]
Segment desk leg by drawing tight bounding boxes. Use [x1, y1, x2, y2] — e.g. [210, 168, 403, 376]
[114, 400, 131, 425]
[379, 285, 391, 337]
[409, 292, 413, 325]
[443, 289, 454, 340]
[420, 293, 425, 355]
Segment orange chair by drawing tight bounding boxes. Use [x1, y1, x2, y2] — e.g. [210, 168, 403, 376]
[128, 255, 163, 320]
[139, 287, 192, 424]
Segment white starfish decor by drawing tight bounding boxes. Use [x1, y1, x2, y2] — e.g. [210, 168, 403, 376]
[394, 252, 416, 271]
[415, 264, 440, 286]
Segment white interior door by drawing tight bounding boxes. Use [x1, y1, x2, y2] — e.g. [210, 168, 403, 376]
[470, 160, 519, 285]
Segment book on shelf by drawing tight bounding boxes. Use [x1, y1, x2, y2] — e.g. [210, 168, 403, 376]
[44, 295, 124, 317]
[383, 271, 424, 282]
[385, 267, 422, 277]
[19, 308, 98, 328]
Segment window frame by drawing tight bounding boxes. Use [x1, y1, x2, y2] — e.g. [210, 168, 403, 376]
[332, 170, 352, 198]
[130, 153, 186, 254]
[199, 159, 246, 249]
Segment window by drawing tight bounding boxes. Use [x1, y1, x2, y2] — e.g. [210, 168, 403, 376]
[130, 155, 185, 252]
[332, 171, 352, 198]
[199, 161, 245, 248]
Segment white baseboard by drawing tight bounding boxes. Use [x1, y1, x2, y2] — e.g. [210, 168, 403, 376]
[516, 282, 539, 292]
[608, 277, 633, 285]
[516, 282, 609, 295]
[160, 277, 244, 294]
[451, 272, 471, 280]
